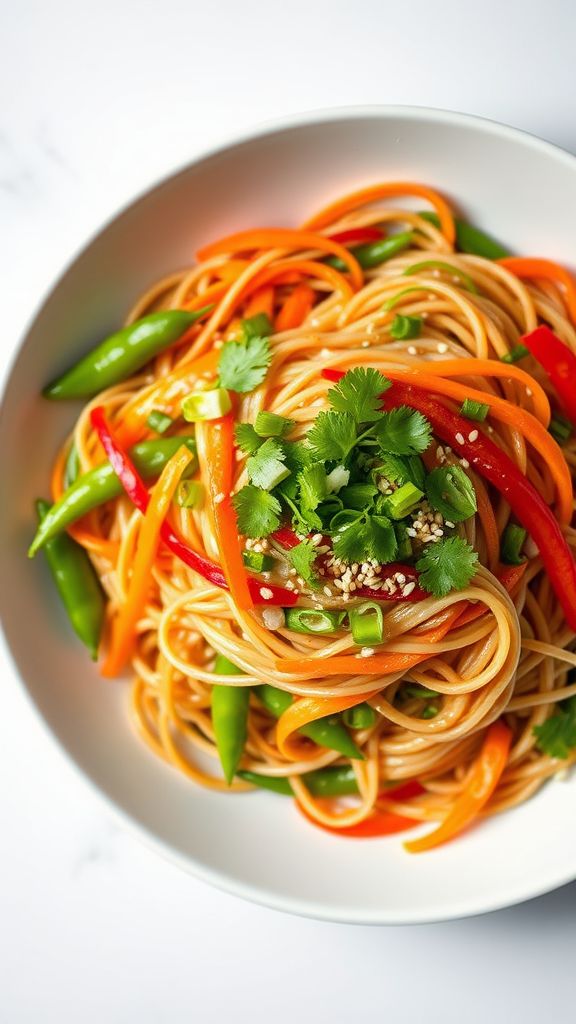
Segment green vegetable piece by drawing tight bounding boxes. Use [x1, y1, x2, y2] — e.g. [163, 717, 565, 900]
[549, 415, 573, 444]
[333, 513, 397, 565]
[533, 696, 576, 759]
[36, 498, 105, 659]
[394, 522, 413, 560]
[376, 406, 432, 455]
[403, 260, 478, 294]
[232, 485, 282, 538]
[379, 453, 426, 490]
[460, 398, 489, 422]
[422, 703, 439, 719]
[342, 703, 377, 730]
[307, 410, 357, 462]
[176, 480, 204, 508]
[44, 309, 209, 399]
[284, 608, 345, 635]
[242, 550, 274, 572]
[327, 231, 414, 270]
[286, 539, 320, 586]
[402, 683, 440, 699]
[147, 410, 173, 434]
[390, 314, 422, 340]
[219, 334, 272, 393]
[339, 483, 377, 510]
[349, 602, 384, 646]
[416, 536, 478, 597]
[256, 684, 363, 759]
[234, 423, 263, 455]
[501, 523, 527, 565]
[63, 442, 80, 488]
[211, 653, 250, 785]
[501, 344, 530, 364]
[381, 481, 423, 519]
[383, 286, 432, 312]
[241, 313, 273, 340]
[182, 387, 232, 422]
[246, 438, 290, 491]
[327, 366, 391, 423]
[254, 411, 295, 438]
[417, 211, 509, 260]
[425, 465, 477, 522]
[29, 437, 197, 555]
[238, 765, 359, 797]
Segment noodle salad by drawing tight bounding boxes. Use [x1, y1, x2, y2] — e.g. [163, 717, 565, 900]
[30, 182, 576, 852]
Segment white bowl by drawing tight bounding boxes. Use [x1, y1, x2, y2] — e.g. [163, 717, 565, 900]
[1, 107, 575, 924]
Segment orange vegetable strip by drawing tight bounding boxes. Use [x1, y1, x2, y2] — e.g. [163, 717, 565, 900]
[212, 259, 250, 282]
[50, 443, 119, 559]
[243, 258, 353, 303]
[297, 801, 418, 837]
[185, 282, 229, 313]
[275, 283, 316, 331]
[498, 257, 576, 324]
[243, 285, 276, 320]
[101, 444, 193, 677]
[452, 563, 527, 628]
[197, 229, 364, 290]
[404, 720, 512, 852]
[302, 181, 456, 245]
[474, 476, 500, 571]
[196, 414, 253, 611]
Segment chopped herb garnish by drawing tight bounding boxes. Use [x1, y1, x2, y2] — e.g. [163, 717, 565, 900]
[501, 344, 529, 365]
[287, 539, 320, 586]
[425, 465, 477, 522]
[416, 537, 478, 597]
[254, 411, 295, 438]
[390, 314, 422, 340]
[549, 414, 573, 444]
[375, 407, 432, 455]
[219, 334, 272, 393]
[241, 313, 273, 340]
[298, 463, 328, 513]
[333, 513, 397, 564]
[327, 366, 391, 423]
[379, 452, 426, 490]
[307, 410, 357, 461]
[232, 485, 281, 538]
[147, 410, 173, 433]
[460, 398, 489, 422]
[234, 422, 263, 455]
[246, 438, 289, 490]
[533, 696, 576, 759]
[501, 523, 527, 565]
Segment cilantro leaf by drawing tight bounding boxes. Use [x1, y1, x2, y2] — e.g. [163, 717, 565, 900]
[232, 485, 281, 538]
[533, 697, 576, 759]
[379, 453, 426, 490]
[416, 537, 478, 597]
[333, 513, 397, 564]
[376, 406, 432, 455]
[307, 410, 357, 461]
[327, 367, 391, 423]
[283, 493, 322, 534]
[298, 463, 328, 512]
[287, 539, 320, 586]
[219, 335, 272, 393]
[246, 438, 289, 490]
[234, 423, 262, 455]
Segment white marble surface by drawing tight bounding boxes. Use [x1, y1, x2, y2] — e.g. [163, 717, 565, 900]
[1, 2, 576, 1021]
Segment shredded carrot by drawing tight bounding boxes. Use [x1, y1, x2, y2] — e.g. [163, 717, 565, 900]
[275, 283, 316, 331]
[243, 285, 275, 321]
[499, 257, 576, 324]
[185, 281, 229, 313]
[196, 414, 253, 611]
[474, 476, 500, 571]
[243, 258, 353, 305]
[302, 181, 456, 246]
[404, 720, 512, 852]
[212, 259, 250, 282]
[452, 563, 527, 629]
[101, 444, 193, 677]
[197, 228, 364, 290]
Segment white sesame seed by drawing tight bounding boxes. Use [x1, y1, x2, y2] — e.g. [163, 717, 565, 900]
[402, 581, 416, 596]
[358, 647, 375, 658]
[323, 586, 332, 597]
[437, 342, 448, 353]
[445, 520, 455, 529]
[259, 587, 274, 600]
[311, 533, 323, 545]
[526, 387, 533, 397]
[407, 345, 418, 356]
[460, 458, 470, 468]
[396, 573, 406, 584]
[320, 348, 332, 358]
[262, 607, 285, 630]
[285, 580, 294, 590]
[342, 593, 350, 601]
[468, 429, 479, 443]
[334, 579, 344, 590]
[349, 582, 357, 592]
[214, 492, 225, 504]
[296, 577, 305, 587]
[455, 432, 465, 445]
[361, 340, 371, 348]
[406, 527, 417, 537]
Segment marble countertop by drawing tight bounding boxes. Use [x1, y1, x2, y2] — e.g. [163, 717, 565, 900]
[1, 2, 575, 1020]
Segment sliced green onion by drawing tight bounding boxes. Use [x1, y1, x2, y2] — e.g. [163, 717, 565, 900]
[284, 608, 345, 635]
[383, 286, 431, 312]
[325, 465, 350, 493]
[403, 260, 478, 294]
[182, 387, 232, 422]
[390, 314, 422, 340]
[254, 411, 295, 438]
[146, 409, 173, 434]
[422, 703, 439, 719]
[241, 313, 273, 340]
[176, 480, 204, 508]
[402, 683, 440, 699]
[349, 602, 384, 646]
[339, 483, 378, 510]
[242, 550, 274, 572]
[425, 465, 477, 522]
[394, 522, 413, 560]
[460, 398, 489, 422]
[342, 703, 377, 730]
[501, 523, 527, 565]
[549, 414, 573, 444]
[327, 231, 414, 271]
[381, 481, 423, 520]
[501, 344, 530, 364]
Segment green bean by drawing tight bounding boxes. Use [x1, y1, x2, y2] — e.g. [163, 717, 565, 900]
[36, 498, 105, 659]
[44, 308, 211, 399]
[256, 684, 363, 760]
[28, 437, 197, 556]
[327, 231, 414, 271]
[238, 765, 359, 797]
[211, 654, 250, 784]
[418, 211, 509, 259]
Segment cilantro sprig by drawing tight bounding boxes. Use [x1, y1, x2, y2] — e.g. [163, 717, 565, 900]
[219, 334, 272, 393]
[533, 696, 576, 759]
[416, 537, 478, 597]
[287, 539, 321, 587]
[232, 485, 281, 538]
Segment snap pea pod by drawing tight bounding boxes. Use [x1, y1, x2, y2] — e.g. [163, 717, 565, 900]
[44, 308, 211, 400]
[418, 211, 509, 259]
[28, 437, 197, 556]
[63, 442, 80, 488]
[211, 654, 250, 784]
[326, 231, 414, 271]
[238, 765, 359, 797]
[36, 499, 105, 659]
[256, 683, 363, 760]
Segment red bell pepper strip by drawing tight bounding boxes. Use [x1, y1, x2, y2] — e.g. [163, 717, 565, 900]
[323, 369, 576, 632]
[271, 527, 303, 549]
[297, 780, 425, 838]
[521, 325, 576, 427]
[327, 227, 384, 245]
[90, 407, 298, 606]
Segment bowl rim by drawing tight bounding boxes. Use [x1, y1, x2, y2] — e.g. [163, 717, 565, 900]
[2, 104, 576, 925]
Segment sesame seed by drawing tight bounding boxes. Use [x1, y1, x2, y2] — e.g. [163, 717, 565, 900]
[445, 520, 455, 528]
[407, 345, 418, 355]
[285, 580, 294, 590]
[296, 577, 305, 587]
[311, 533, 323, 545]
[437, 342, 448, 353]
[455, 432, 465, 445]
[361, 340, 371, 348]
[468, 429, 479, 443]
[214, 492, 225, 504]
[358, 647, 375, 658]
[402, 581, 416, 596]
[323, 586, 332, 597]
[460, 458, 470, 468]
[396, 573, 406, 584]
[526, 387, 533, 397]
[342, 593, 350, 601]
[320, 348, 332, 358]
[406, 527, 417, 537]
[334, 579, 344, 590]
[259, 587, 274, 600]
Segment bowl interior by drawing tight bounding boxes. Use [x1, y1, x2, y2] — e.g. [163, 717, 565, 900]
[2, 108, 576, 924]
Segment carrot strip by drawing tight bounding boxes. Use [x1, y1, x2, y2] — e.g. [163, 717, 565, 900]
[101, 444, 193, 677]
[474, 476, 500, 570]
[452, 563, 527, 628]
[197, 228, 364, 290]
[498, 257, 576, 324]
[196, 414, 253, 611]
[212, 259, 250, 282]
[243, 258, 353, 304]
[243, 285, 275, 321]
[275, 283, 316, 331]
[185, 282, 229, 313]
[404, 720, 512, 852]
[298, 802, 418, 837]
[302, 181, 456, 245]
